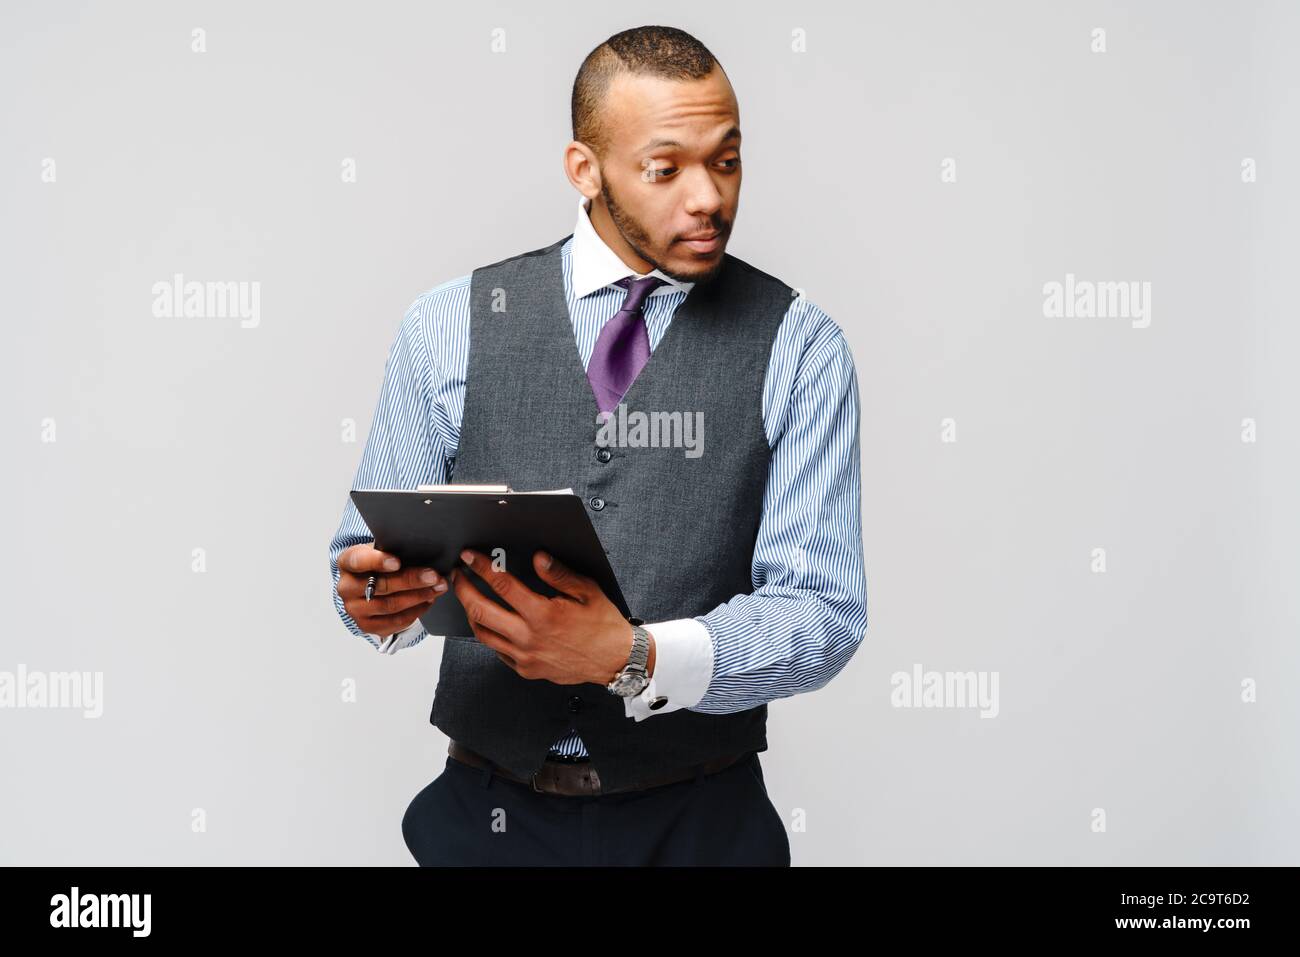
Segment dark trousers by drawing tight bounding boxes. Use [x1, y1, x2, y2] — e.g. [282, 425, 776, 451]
[402, 749, 791, 866]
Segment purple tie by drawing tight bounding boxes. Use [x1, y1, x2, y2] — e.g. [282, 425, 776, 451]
[587, 275, 666, 416]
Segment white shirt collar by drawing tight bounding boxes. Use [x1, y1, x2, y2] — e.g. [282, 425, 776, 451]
[570, 195, 695, 301]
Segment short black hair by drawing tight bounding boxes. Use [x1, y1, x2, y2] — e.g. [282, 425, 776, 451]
[571, 25, 721, 159]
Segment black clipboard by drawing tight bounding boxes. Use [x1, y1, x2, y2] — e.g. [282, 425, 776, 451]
[349, 488, 630, 637]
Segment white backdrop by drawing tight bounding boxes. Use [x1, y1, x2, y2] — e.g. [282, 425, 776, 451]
[1, 0, 1296, 865]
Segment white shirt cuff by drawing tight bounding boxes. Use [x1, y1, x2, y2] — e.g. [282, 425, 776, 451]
[623, 618, 713, 721]
[366, 619, 425, 655]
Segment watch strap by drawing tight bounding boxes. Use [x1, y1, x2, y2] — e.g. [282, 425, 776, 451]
[624, 623, 650, 674]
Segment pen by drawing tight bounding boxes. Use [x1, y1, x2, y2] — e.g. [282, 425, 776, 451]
[365, 574, 377, 602]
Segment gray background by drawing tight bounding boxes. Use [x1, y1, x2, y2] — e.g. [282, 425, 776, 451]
[1, 0, 1296, 865]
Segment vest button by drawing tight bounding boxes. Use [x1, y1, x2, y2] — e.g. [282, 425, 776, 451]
[567, 696, 583, 713]
[595, 447, 612, 463]
[589, 496, 605, 510]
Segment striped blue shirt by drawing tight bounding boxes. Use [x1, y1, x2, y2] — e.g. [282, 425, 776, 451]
[330, 217, 867, 759]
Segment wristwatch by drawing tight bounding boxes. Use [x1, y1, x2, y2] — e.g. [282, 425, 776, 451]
[606, 617, 652, 697]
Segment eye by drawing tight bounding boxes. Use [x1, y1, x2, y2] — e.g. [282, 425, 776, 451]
[720, 157, 741, 170]
[652, 166, 677, 178]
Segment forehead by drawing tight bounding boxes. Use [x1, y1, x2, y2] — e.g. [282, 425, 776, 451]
[603, 68, 739, 150]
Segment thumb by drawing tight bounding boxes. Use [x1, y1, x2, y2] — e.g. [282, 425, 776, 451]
[534, 550, 593, 601]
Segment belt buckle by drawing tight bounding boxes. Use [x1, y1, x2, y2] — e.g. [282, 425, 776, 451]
[530, 764, 600, 796]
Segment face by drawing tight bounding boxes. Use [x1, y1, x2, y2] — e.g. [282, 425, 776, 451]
[577, 66, 742, 284]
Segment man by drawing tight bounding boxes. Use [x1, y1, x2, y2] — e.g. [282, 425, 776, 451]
[328, 25, 867, 866]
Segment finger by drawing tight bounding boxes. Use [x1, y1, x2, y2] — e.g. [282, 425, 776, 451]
[532, 550, 596, 603]
[349, 586, 442, 619]
[466, 624, 528, 676]
[339, 565, 447, 601]
[457, 549, 545, 617]
[340, 542, 402, 575]
[338, 571, 376, 601]
[371, 566, 448, 597]
[355, 598, 436, 636]
[450, 565, 526, 641]
[465, 620, 515, 661]
[458, 610, 518, 666]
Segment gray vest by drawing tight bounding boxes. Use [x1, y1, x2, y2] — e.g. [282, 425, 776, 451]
[433, 233, 792, 793]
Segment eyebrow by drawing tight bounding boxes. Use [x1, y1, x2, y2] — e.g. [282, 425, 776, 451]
[636, 126, 741, 153]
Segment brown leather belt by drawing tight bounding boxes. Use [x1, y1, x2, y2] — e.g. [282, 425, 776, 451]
[448, 739, 750, 797]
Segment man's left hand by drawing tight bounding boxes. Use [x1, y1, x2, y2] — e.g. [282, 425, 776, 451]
[449, 548, 654, 687]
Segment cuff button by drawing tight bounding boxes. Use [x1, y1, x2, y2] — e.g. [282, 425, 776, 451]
[648, 696, 669, 710]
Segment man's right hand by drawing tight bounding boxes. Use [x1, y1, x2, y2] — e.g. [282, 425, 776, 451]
[337, 543, 448, 638]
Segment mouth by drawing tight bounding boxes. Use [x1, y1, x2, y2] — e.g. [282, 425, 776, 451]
[678, 232, 722, 254]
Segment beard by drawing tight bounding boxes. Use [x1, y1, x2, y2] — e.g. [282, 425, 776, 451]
[600, 177, 728, 286]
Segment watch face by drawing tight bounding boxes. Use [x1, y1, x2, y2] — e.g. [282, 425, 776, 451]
[611, 673, 648, 696]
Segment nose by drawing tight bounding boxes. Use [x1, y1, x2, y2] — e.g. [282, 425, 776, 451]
[682, 168, 724, 221]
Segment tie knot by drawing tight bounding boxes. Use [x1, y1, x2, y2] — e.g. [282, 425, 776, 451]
[615, 275, 666, 293]
[614, 275, 667, 312]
